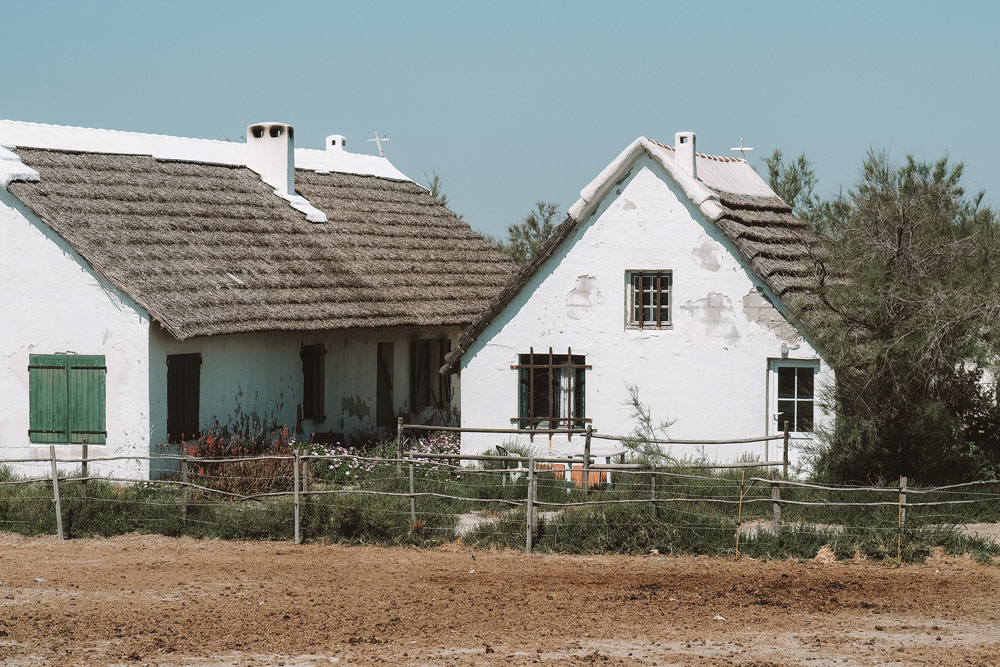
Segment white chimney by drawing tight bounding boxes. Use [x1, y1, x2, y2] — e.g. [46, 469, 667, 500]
[326, 134, 347, 152]
[674, 131, 696, 180]
[246, 121, 295, 195]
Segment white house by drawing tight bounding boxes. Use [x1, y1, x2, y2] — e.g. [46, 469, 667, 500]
[0, 119, 511, 479]
[443, 132, 832, 468]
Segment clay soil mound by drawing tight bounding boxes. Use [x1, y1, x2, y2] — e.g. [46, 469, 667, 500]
[1, 533, 998, 665]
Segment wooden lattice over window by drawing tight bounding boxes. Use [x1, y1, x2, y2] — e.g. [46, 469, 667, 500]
[511, 347, 591, 434]
[629, 271, 671, 330]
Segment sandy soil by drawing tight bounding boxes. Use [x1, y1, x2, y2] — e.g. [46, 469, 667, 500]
[1, 533, 998, 666]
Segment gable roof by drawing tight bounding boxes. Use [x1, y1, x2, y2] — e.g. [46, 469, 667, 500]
[2, 125, 513, 340]
[441, 136, 822, 373]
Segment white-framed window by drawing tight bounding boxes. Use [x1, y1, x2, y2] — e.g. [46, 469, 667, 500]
[627, 271, 672, 330]
[769, 359, 819, 433]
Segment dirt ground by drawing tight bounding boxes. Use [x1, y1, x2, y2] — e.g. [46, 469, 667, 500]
[1, 534, 999, 666]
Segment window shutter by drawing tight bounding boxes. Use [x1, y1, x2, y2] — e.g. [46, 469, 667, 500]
[67, 355, 107, 444]
[517, 364, 529, 429]
[28, 355, 69, 443]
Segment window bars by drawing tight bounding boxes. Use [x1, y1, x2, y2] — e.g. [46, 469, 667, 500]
[511, 347, 591, 439]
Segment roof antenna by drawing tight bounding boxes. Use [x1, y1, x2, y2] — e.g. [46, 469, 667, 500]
[729, 137, 754, 161]
[367, 131, 391, 157]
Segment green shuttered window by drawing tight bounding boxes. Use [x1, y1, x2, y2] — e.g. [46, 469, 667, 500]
[28, 354, 107, 444]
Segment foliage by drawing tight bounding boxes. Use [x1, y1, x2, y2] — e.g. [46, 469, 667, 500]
[495, 201, 561, 264]
[765, 150, 1000, 484]
[425, 171, 459, 218]
[619, 384, 677, 465]
[181, 426, 297, 496]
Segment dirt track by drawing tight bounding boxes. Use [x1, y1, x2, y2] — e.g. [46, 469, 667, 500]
[1, 534, 998, 666]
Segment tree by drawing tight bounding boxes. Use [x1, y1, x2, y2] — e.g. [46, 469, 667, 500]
[761, 149, 828, 226]
[424, 171, 461, 219]
[496, 201, 561, 264]
[793, 151, 1000, 483]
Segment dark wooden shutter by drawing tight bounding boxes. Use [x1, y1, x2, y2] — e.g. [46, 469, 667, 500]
[300, 344, 326, 421]
[376, 342, 394, 429]
[68, 356, 107, 444]
[410, 339, 431, 411]
[167, 353, 201, 443]
[437, 338, 453, 407]
[28, 355, 69, 443]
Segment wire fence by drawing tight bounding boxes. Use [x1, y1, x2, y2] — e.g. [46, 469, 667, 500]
[1, 423, 999, 565]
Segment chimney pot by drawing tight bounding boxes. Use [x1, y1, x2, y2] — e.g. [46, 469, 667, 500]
[674, 131, 697, 180]
[326, 134, 347, 152]
[246, 121, 295, 195]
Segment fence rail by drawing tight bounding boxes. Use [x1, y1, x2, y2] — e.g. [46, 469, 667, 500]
[0, 423, 998, 565]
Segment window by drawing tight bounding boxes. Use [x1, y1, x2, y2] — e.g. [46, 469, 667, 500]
[773, 362, 817, 433]
[628, 271, 671, 329]
[167, 353, 201, 443]
[28, 354, 106, 444]
[300, 344, 326, 422]
[410, 338, 455, 414]
[513, 348, 590, 430]
[376, 342, 395, 429]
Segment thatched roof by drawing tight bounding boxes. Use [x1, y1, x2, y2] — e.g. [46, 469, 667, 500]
[441, 138, 822, 374]
[8, 148, 513, 340]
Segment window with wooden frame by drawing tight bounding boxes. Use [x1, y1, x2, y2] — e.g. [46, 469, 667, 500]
[167, 353, 201, 443]
[771, 361, 818, 433]
[300, 344, 326, 422]
[512, 348, 590, 431]
[627, 271, 672, 330]
[28, 354, 107, 444]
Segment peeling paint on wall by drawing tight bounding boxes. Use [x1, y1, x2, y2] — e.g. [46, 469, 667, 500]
[741, 290, 799, 343]
[680, 292, 740, 346]
[566, 275, 603, 320]
[691, 233, 721, 272]
[342, 395, 371, 419]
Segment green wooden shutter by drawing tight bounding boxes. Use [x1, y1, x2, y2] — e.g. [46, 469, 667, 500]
[28, 355, 69, 443]
[68, 356, 107, 444]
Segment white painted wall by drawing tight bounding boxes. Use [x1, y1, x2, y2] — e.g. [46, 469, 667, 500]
[459, 157, 833, 470]
[0, 191, 151, 479]
[149, 325, 461, 461]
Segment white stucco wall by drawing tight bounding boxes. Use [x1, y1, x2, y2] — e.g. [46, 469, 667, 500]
[459, 158, 833, 470]
[0, 191, 151, 479]
[149, 325, 461, 461]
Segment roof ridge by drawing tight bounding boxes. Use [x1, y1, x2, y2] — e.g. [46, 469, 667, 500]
[647, 138, 747, 164]
[0, 118, 238, 146]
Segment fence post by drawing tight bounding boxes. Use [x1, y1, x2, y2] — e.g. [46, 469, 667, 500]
[771, 466, 781, 530]
[782, 420, 790, 479]
[735, 469, 745, 559]
[293, 448, 301, 545]
[897, 475, 906, 567]
[49, 445, 64, 541]
[81, 439, 89, 500]
[582, 426, 592, 497]
[650, 464, 657, 519]
[396, 417, 404, 474]
[180, 455, 189, 526]
[301, 456, 309, 494]
[525, 457, 535, 554]
[408, 456, 417, 527]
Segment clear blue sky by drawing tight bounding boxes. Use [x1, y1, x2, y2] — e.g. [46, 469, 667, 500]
[4, 1, 998, 237]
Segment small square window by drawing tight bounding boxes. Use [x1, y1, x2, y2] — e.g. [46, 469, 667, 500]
[772, 362, 818, 433]
[627, 271, 672, 329]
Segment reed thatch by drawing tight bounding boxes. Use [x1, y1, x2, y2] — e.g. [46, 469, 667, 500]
[9, 148, 513, 340]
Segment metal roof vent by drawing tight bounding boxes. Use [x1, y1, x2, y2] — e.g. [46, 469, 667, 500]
[246, 121, 295, 195]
